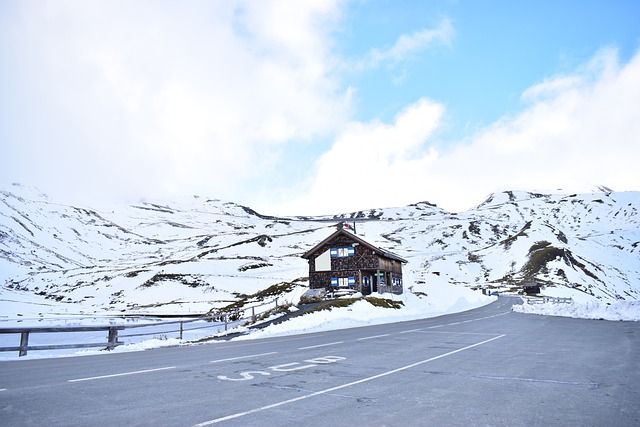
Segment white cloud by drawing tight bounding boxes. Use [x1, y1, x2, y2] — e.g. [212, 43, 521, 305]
[0, 0, 350, 206]
[274, 48, 640, 215]
[363, 18, 453, 69]
[2, 3, 638, 217]
[271, 99, 444, 215]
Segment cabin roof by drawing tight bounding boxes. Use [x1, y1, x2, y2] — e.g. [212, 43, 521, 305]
[301, 228, 407, 263]
[522, 282, 542, 288]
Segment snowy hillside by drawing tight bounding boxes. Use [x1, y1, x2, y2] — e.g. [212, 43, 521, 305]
[1, 183, 639, 318]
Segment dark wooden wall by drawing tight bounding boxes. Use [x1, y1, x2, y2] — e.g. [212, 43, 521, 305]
[307, 233, 404, 293]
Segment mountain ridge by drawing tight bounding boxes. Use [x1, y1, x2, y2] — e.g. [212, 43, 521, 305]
[1, 183, 638, 316]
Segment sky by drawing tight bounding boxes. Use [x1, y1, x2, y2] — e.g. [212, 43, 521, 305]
[1, 0, 639, 215]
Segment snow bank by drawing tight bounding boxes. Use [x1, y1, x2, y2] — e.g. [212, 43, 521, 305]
[234, 286, 495, 340]
[513, 299, 640, 321]
[0, 287, 494, 360]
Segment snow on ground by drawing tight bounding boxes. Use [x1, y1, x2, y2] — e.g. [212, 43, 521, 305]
[2, 186, 639, 362]
[512, 299, 640, 321]
[3, 284, 640, 361]
[0, 285, 493, 361]
[236, 285, 495, 340]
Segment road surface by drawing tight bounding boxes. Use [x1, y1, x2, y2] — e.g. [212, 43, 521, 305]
[1, 297, 638, 426]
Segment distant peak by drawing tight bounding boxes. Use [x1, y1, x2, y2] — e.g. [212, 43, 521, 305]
[409, 201, 439, 208]
[2, 183, 49, 201]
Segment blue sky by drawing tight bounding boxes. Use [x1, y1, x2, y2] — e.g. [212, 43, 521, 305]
[345, 1, 639, 131]
[1, 1, 639, 214]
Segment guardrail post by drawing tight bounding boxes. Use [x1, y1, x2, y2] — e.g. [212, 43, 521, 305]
[179, 321, 184, 340]
[107, 327, 119, 350]
[252, 307, 256, 323]
[224, 315, 228, 331]
[275, 298, 278, 308]
[19, 331, 29, 357]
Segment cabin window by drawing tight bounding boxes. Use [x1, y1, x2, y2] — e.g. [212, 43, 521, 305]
[330, 246, 354, 257]
[331, 276, 355, 288]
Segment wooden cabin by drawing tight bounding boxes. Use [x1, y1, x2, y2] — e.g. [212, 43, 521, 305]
[522, 282, 541, 295]
[301, 226, 407, 295]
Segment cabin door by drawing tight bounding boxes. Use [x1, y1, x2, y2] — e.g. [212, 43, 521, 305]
[361, 275, 372, 295]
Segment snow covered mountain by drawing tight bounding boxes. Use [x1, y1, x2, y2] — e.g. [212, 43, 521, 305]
[1, 183, 639, 317]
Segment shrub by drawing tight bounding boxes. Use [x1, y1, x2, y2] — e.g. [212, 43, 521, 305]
[366, 297, 404, 309]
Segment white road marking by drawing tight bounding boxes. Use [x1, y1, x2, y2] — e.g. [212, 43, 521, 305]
[416, 330, 500, 336]
[426, 312, 508, 329]
[398, 328, 422, 334]
[209, 351, 278, 364]
[217, 356, 346, 381]
[305, 356, 346, 364]
[195, 334, 506, 426]
[0, 388, 7, 392]
[217, 371, 271, 381]
[68, 366, 176, 383]
[298, 341, 344, 350]
[357, 334, 390, 341]
[269, 362, 316, 372]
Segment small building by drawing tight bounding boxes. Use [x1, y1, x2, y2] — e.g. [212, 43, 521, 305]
[522, 282, 541, 295]
[301, 225, 407, 295]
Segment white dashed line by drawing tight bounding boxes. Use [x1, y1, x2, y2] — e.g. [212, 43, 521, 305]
[68, 366, 176, 383]
[209, 351, 278, 363]
[357, 334, 390, 341]
[398, 328, 422, 334]
[298, 342, 344, 350]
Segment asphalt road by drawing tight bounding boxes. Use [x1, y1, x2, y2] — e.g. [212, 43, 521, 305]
[1, 297, 638, 426]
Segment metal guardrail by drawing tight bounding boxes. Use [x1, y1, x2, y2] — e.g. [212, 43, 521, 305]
[0, 325, 124, 357]
[0, 297, 282, 357]
[525, 297, 573, 305]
